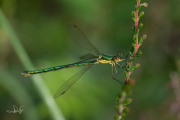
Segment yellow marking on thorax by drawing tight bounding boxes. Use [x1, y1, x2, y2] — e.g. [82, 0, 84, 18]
[98, 59, 114, 64]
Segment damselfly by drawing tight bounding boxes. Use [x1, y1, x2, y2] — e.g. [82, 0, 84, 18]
[22, 25, 125, 98]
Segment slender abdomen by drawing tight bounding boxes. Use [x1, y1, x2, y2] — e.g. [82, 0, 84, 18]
[22, 60, 97, 77]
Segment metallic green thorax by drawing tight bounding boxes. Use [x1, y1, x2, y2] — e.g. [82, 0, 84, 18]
[100, 54, 114, 61]
[22, 54, 118, 77]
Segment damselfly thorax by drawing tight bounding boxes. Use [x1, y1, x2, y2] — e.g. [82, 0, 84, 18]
[97, 54, 123, 64]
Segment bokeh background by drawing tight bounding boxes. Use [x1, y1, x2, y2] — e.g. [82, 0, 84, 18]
[0, 0, 180, 120]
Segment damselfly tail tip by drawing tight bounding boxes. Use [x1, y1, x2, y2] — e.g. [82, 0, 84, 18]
[21, 72, 32, 77]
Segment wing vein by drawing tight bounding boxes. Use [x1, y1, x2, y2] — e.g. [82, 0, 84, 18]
[54, 65, 92, 98]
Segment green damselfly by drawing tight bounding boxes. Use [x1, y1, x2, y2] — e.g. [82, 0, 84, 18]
[22, 25, 125, 98]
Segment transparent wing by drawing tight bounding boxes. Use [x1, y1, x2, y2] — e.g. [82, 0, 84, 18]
[54, 65, 92, 98]
[68, 25, 101, 56]
[79, 53, 98, 60]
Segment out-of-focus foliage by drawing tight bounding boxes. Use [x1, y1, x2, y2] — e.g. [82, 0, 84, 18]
[0, 0, 180, 120]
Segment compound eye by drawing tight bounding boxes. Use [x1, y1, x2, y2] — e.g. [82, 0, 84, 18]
[114, 57, 119, 61]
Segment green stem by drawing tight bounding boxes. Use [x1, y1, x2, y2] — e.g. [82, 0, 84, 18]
[125, 0, 141, 84]
[0, 9, 65, 120]
[114, 0, 148, 119]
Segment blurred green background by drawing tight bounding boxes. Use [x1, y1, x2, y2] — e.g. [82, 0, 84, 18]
[0, 0, 180, 120]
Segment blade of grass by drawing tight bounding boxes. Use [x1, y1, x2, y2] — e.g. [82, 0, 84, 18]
[0, 9, 65, 120]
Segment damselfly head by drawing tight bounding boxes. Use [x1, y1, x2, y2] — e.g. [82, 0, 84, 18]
[115, 51, 124, 62]
[113, 56, 124, 62]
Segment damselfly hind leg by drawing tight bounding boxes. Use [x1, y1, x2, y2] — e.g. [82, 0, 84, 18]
[111, 64, 124, 85]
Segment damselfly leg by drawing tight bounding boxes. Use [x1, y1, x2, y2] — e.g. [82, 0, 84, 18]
[111, 64, 124, 84]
